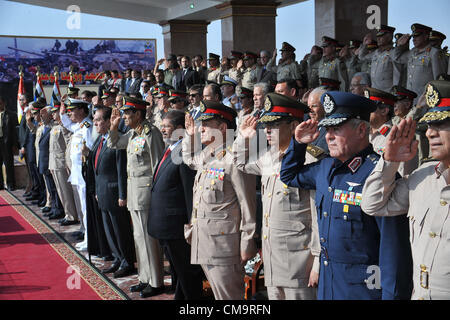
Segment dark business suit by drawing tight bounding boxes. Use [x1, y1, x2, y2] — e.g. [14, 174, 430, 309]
[23, 119, 44, 200]
[128, 78, 143, 95]
[174, 68, 200, 91]
[0, 110, 18, 189]
[256, 66, 277, 87]
[91, 135, 135, 269]
[148, 141, 204, 300]
[38, 125, 63, 216]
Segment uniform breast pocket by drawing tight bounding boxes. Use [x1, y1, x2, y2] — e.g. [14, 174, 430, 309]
[278, 187, 305, 211]
[407, 207, 429, 244]
[203, 179, 224, 204]
[333, 205, 363, 239]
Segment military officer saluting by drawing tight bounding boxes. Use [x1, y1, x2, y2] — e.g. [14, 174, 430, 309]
[267, 42, 302, 82]
[394, 24, 448, 100]
[240, 51, 260, 90]
[362, 80, 450, 300]
[233, 93, 320, 300]
[359, 25, 402, 93]
[108, 96, 166, 298]
[207, 53, 223, 84]
[280, 91, 413, 299]
[318, 37, 348, 92]
[183, 101, 257, 300]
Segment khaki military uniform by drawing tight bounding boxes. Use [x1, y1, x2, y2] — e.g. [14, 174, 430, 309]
[241, 66, 260, 90]
[318, 56, 348, 91]
[224, 68, 242, 86]
[362, 159, 450, 300]
[307, 55, 322, 89]
[49, 124, 78, 222]
[233, 135, 319, 300]
[344, 55, 362, 83]
[359, 45, 402, 93]
[150, 108, 167, 132]
[392, 44, 448, 100]
[207, 67, 222, 84]
[182, 135, 257, 300]
[267, 57, 302, 82]
[107, 120, 165, 288]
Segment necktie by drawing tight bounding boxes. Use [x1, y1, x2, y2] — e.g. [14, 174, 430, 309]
[154, 147, 171, 179]
[94, 138, 104, 169]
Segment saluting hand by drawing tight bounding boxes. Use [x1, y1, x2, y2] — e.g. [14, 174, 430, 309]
[185, 113, 195, 136]
[110, 108, 121, 131]
[240, 116, 257, 139]
[384, 118, 419, 162]
[397, 34, 411, 47]
[294, 119, 319, 144]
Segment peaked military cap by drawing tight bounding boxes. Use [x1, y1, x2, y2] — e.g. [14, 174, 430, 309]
[168, 89, 187, 102]
[207, 53, 220, 60]
[321, 36, 339, 47]
[349, 40, 362, 49]
[411, 23, 432, 37]
[280, 42, 296, 52]
[67, 87, 80, 95]
[258, 92, 309, 123]
[228, 51, 243, 60]
[367, 40, 378, 50]
[220, 75, 238, 87]
[319, 77, 341, 91]
[50, 101, 62, 112]
[376, 25, 396, 37]
[66, 98, 89, 110]
[419, 80, 450, 124]
[31, 98, 47, 112]
[319, 92, 377, 127]
[155, 87, 170, 98]
[364, 87, 396, 107]
[243, 51, 258, 60]
[120, 96, 149, 111]
[430, 30, 447, 41]
[196, 100, 237, 123]
[101, 89, 116, 99]
[391, 86, 418, 101]
[238, 87, 253, 99]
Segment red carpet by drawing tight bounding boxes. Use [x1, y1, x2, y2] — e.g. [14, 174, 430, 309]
[0, 191, 127, 300]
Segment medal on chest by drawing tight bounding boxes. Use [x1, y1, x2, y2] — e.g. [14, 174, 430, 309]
[132, 136, 146, 152]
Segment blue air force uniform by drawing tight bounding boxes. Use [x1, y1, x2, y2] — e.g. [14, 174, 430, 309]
[280, 92, 413, 299]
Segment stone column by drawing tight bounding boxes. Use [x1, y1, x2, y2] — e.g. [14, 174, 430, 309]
[315, 0, 388, 45]
[219, 1, 278, 58]
[160, 20, 209, 59]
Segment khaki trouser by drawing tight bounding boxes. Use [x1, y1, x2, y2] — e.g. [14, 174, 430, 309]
[201, 264, 245, 300]
[267, 286, 317, 300]
[130, 209, 164, 287]
[51, 169, 78, 221]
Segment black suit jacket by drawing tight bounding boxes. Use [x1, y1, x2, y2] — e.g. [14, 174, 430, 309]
[174, 68, 200, 91]
[1, 110, 18, 148]
[256, 66, 277, 86]
[148, 141, 196, 240]
[91, 135, 127, 212]
[38, 126, 51, 174]
[128, 78, 143, 95]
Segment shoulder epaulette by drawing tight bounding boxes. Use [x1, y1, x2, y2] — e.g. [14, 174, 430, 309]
[81, 121, 91, 128]
[143, 123, 151, 135]
[379, 126, 390, 136]
[306, 144, 325, 159]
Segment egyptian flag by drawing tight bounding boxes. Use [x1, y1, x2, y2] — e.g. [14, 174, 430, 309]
[17, 72, 25, 123]
[51, 75, 62, 106]
[34, 74, 46, 101]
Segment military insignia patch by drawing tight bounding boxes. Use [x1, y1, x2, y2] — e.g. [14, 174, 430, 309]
[143, 124, 151, 135]
[264, 97, 272, 111]
[426, 83, 440, 107]
[83, 121, 91, 128]
[348, 156, 362, 173]
[199, 101, 206, 112]
[323, 94, 335, 114]
[364, 90, 370, 99]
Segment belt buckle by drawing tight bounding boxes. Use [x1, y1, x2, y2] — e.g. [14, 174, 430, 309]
[420, 269, 429, 289]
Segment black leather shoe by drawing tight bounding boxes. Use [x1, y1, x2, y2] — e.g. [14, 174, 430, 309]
[113, 267, 136, 278]
[49, 213, 65, 220]
[101, 264, 120, 274]
[140, 285, 164, 298]
[43, 212, 52, 217]
[130, 282, 148, 293]
[60, 219, 79, 226]
[38, 200, 46, 207]
[41, 206, 51, 213]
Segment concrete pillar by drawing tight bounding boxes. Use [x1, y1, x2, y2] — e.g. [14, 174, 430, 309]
[218, 1, 278, 58]
[160, 20, 209, 59]
[315, 0, 388, 45]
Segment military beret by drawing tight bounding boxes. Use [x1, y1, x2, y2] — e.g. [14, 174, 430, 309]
[196, 100, 237, 123]
[67, 87, 80, 95]
[376, 25, 396, 37]
[419, 80, 450, 124]
[238, 87, 253, 99]
[120, 96, 149, 111]
[321, 36, 339, 47]
[155, 87, 170, 98]
[168, 89, 187, 102]
[220, 75, 238, 87]
[319, 77, 341, 91]
[243, 51, 258, 60]
[208, 53, 220, 60]
[364, 87, 396, 107]
[66, 98, 89, 110]
[349, 40, 362, 49]
[228, 51, 243, 60]
[391, 86, 418, 101]
[319, 92, 377, 127]
[258, 92, 309, 123]
[411, 23, 432, 37]
[280, 42, 296, 52]
[430, 30, 447, 41]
